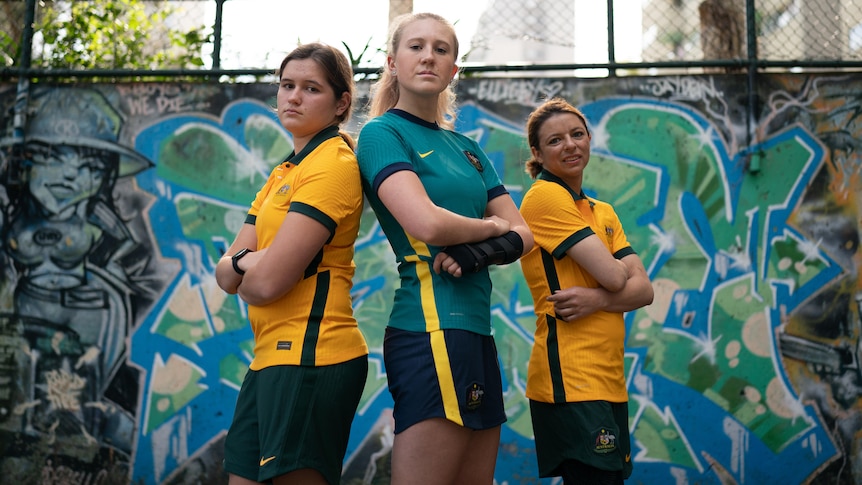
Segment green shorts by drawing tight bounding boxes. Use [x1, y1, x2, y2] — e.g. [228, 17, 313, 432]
[529, 399, 632, 479]
[223, 356, 368, 484]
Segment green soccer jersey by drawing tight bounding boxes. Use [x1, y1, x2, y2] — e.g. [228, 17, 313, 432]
[356, 109, 508, 335]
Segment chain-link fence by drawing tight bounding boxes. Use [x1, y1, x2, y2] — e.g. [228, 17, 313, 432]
[637, 0, 862, 65]
[2, 0, 862, 80]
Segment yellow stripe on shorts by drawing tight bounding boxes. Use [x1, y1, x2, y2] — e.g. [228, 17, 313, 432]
[430, 330, 463, 426]
[406, 236, 460, 423]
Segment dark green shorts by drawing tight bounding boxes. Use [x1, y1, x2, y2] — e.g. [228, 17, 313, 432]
[223, 356, 368, 484]
[529, 399, 632, 479]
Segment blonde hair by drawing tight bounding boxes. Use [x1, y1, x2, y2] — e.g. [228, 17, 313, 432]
[368, 12, 460, 130]
[524, 98, 591, 179]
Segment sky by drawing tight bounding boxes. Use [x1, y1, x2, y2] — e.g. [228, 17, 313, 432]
[210, 0, 492, 70]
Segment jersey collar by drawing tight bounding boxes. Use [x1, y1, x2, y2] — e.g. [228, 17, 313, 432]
[286, 125, 341, 165]
[537, 169, 594, 207]
[388, 108, 440, 130]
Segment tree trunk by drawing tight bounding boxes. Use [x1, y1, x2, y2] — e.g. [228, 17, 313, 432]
[699, 0, 745, 72]
[389, 0, 413, 26]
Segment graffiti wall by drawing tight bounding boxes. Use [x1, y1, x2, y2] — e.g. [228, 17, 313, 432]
[0, 73, 859, 484]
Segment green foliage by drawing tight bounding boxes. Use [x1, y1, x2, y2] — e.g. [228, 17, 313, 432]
[341, 38, 384, 81]
[17, 0, 211, 71]
[0, 29, 15, 68]
[1, 1, 27, 67]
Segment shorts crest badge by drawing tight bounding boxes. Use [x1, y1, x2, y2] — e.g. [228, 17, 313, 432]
[592, 427, 617, 454]
[466, 382, 485, 411]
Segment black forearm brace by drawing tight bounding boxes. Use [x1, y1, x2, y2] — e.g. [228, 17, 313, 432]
[443, 231, 524, 273]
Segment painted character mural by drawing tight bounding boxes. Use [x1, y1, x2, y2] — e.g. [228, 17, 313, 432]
[0, 87, 153, 482]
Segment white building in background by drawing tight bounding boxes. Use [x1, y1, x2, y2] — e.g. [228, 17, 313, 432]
[462, 0, 862, 75]
[464, 0, 575, 66]
[462, 0, 642, 76]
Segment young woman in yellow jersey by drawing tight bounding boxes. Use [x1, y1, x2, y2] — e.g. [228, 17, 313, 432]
[519, 98, 654, 484]
[216, 43, 367, 485]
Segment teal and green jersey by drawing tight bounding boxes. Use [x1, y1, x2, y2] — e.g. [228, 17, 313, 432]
[356, 109, 507, 335]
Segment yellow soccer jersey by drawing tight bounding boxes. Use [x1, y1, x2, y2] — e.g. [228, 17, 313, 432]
[520, 173, 635, 404]
[246, 127, 367, 369]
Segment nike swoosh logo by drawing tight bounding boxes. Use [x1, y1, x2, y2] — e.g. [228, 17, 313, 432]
[625, 453, 631, 462]
[260, 456, 276, 466]
[419, 150, 434, 158]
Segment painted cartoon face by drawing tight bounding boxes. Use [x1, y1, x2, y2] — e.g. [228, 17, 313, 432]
[531, 112, 592, 187]
[276, 58, 348, 150]
[26, 143, 109, 215]
[389, 17, 458, 100]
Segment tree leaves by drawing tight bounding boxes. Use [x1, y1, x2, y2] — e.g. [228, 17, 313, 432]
[16, 0, 210, 73]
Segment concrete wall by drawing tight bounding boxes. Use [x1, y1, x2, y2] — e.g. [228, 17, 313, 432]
[0, 73, 859, 484]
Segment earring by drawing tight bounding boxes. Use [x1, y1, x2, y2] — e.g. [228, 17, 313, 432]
[391, 70, 397, 76]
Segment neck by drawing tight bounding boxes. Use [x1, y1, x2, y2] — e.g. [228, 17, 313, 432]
[292, 138, 309, 155]
[542, 168, 583, 194]
[566, 176, 582, 194]
[394, 96, 437, 124]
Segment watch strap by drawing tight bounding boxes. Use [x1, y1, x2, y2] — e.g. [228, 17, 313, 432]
[231, 248, 252, 275]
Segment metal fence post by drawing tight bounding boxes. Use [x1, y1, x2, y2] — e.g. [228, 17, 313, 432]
[212, 0, 226, 70]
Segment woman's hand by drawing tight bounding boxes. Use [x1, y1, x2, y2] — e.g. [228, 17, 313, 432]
[548, 286, 604, 321]
[433, 251, 463, 277]
[484, 215, 510, 237]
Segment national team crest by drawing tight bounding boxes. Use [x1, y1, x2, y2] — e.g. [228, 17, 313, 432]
[592, 427, 617, 454]
[276, 184, 291, 195]
[464, 150, 483, 172]
[466, 382, 485, 410]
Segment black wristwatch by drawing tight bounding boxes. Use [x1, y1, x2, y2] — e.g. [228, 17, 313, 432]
[231, 248, 253, 275]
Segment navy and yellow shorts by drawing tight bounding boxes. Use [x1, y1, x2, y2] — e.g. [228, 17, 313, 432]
[384, 327, 506, 433]
[223, 356, 368, 484]
[529, 399, 632, 479]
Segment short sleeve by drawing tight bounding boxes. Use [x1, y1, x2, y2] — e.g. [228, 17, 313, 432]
[290, 143, 362, 232]
[604, 204, 635, 259]
[520, 182, 594, 258]
[356, 119, 414, 192]
[470, 139, 506, 201]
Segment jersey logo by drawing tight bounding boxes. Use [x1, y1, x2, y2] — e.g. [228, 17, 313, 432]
[464, 150, 483, 172]
[465, 382, 485, 411]
[277, 341, 292, 350]
[260, 456, 276, 466]
[592, 427, 617, 454]
[419, 150, 434, 158]
[276, 184, 291, 195]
